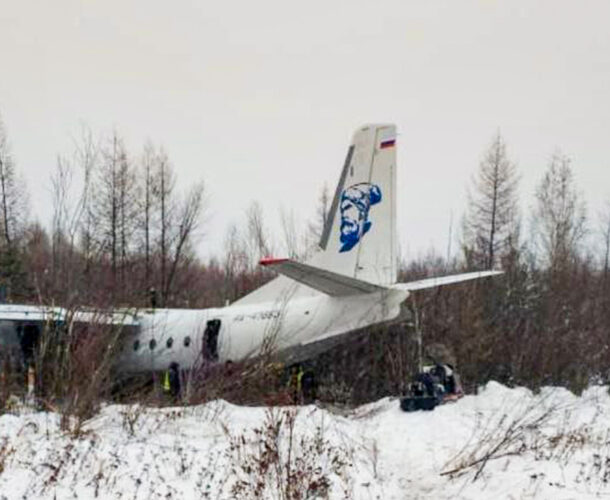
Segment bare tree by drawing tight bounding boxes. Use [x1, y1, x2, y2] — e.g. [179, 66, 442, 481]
[42, 125, 98, 301]
[74, 127, 99, 271]
[50, 158, 74, 292]
[90, 132, 137, 291]
[0, 127, 15, 251]
[0, 113, 30, 299]
[279, 206, 301, 259]
[533, 152, 587, 269]
[463, 133, 519, 269]
[54, 126, 98, 250]
[117, 150, 137, 280]
[0, 115, 29, 250]
[22, 222, 52, 296]
[138, 142, 158, 288]
[600, 201, 610, 286]
[222, 223, 248, 302]
[281, 190, 329, 261]
[245, 201, 272, 268]
[154, 149, 175, 303]
[163, 181, 206, 302]
[94, 134, 119, 275]
[308, 182, 331, 246]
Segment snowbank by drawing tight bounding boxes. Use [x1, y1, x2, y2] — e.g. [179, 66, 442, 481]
[1, 382, 610, 499]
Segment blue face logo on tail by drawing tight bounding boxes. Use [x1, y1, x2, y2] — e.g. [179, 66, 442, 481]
[339, 182, 382, 253]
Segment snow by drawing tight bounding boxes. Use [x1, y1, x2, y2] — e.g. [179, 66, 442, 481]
[1, 382, 610, 499]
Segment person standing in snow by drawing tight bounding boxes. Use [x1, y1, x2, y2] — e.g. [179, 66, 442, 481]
[287, 365, 303, 404]
[300, 368, 316, 404]
[163, 362, 181, 401]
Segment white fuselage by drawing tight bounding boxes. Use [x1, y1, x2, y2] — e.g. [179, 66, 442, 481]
[118, 286, 409, 372]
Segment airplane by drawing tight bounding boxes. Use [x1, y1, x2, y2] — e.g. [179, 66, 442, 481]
[0, 124, 501, 375]
[112, 123, 502, 373]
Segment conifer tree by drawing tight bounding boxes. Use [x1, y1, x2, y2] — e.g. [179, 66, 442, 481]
[463, 133, 519, 269]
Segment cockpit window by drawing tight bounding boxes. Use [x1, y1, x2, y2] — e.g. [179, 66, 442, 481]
[166, 337, 174, 349]
[149, 339, 157, 350]
[183, 336, 191, 347]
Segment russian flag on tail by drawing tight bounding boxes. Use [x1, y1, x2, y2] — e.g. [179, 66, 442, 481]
[379, 129, 396, 149]
[380, 138, 395, 149]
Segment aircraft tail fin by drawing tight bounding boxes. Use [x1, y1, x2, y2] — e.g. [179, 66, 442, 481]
[311, 124, 397, 285]
[234, 124, 397, 305]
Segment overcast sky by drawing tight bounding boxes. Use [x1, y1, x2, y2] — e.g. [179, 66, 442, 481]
[1, 1, 609, 262]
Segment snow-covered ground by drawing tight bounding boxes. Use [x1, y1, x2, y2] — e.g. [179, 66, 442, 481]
[1, 382, 610, 499]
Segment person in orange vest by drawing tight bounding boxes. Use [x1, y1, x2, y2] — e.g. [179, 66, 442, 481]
[26, 363, 35, 402]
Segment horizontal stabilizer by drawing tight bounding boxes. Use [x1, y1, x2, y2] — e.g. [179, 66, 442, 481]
[396, 270, 503, 292]
[260, 258, 385, 296]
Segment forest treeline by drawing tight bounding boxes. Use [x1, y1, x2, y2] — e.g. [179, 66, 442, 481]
[1, 113, 610, 394]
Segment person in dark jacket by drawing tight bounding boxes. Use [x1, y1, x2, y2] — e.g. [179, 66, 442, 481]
[300, 369, 316, 404]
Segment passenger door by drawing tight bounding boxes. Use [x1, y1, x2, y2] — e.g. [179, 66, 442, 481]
[202, 319, 221, 362]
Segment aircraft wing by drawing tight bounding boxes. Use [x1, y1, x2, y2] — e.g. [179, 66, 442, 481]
[0, 304, 65, 322]
[259, 258, 386, 296]
[0, 305, 139, 326]
[394, 270, 503, 292]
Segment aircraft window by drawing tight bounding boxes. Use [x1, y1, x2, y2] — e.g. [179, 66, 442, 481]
[184, 336, 191, 347]
[166, 337, 173, 349]
[133, 339, 140, 351]
[149, 339, 157, 350]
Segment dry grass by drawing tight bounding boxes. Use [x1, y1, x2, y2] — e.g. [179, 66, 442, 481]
[225, 407, 353, 500]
